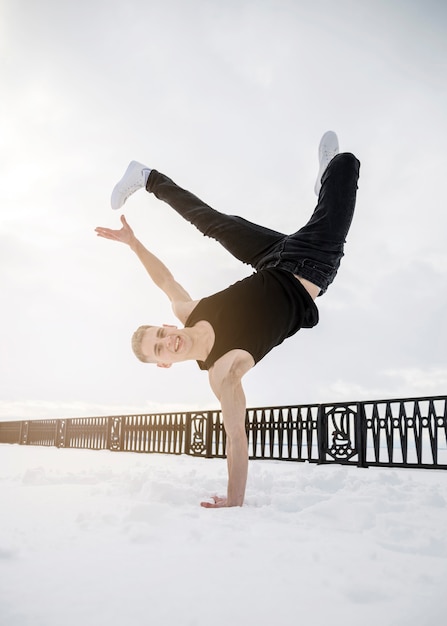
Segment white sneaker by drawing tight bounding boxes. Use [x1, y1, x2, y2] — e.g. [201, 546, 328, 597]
[111, 161, 152, 210]
[314, 131, 339, 196]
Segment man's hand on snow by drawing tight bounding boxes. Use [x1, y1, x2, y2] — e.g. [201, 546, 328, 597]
[200, 495, 228, 509]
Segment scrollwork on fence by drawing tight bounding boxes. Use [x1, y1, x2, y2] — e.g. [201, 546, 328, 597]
[108, 416, 122, 451]
[188, 414, 207, 455]
[325, 405, 358, 462]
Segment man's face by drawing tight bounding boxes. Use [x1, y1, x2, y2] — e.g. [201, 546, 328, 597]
[141, 325, 192, 368]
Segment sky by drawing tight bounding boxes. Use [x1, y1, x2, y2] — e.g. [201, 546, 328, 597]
[1, 0, 447, 421]
[1, 445, 447, 625]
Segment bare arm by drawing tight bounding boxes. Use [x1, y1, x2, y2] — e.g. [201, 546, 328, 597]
[203, 350, 255, 508]
[95, 215, 195, 322]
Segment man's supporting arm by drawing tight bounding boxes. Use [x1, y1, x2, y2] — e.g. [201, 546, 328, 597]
[205, 350, 255, 508]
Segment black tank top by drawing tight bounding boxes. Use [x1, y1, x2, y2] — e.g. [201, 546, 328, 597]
[185, 268, 319, 370]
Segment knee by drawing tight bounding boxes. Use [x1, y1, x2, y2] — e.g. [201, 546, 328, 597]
[332, 152, 360, 172]
[322, 152, 360, 191]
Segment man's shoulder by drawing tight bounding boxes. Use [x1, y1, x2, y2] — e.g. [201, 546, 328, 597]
[172, 299, 201, 324]
[208, 349, 255, 387]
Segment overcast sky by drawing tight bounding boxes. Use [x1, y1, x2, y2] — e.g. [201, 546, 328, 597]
[1, 0, 446, 421]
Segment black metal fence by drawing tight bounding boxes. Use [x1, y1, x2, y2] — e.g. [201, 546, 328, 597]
[1, 395, 446, 470]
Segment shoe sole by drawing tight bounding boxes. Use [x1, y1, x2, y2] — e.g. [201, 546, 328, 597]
[111, 161, 146, 210]
[314, 131, 339, 195]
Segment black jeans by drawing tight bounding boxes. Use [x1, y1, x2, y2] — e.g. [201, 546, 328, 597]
[146, 153, 360, 295]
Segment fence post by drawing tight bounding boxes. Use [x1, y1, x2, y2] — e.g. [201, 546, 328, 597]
[106, 416, 122, 451]
[356, 403, 368, 468]
[19, 421, 29, 445]
[55, 419, 67, 448]
[317, 403, 365, 467]
[317, 405, 326, 464]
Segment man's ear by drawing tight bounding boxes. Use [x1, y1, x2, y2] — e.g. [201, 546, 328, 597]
[162, 323, 177, 329]
[157, 362, 172, 369]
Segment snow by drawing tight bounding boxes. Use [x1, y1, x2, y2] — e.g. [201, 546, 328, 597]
[1, 444, 447, 626]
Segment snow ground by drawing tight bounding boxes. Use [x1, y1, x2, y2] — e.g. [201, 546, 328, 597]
[1, 444, 447, 626]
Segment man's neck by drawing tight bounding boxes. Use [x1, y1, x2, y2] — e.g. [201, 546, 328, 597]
[189, 321, 215, 361]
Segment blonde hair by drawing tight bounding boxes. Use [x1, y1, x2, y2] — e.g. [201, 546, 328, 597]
[131, 325, 155, 363]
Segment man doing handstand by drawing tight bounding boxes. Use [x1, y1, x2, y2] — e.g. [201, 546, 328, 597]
[95, 131, 360, 508]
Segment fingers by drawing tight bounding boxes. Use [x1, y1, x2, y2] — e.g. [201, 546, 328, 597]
[200, 495, 227, 508]
[95, 227, 120, 241]
[94, 227, 112, 236]
[94, 215, 132, 243]
[121, 214, 132, 230]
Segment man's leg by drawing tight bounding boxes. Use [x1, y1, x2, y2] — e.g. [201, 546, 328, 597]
[294, 152, 360, 245]
[264, 152, 360, 293]
[147, 170, 286, 268]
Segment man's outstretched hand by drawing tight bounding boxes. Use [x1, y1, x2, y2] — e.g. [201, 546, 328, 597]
[200, 496, 228, 509]
[95, 215, 136, 246]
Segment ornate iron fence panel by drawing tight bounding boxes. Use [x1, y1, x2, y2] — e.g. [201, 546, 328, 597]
[0, 420, 21, 444]
[247, 406, 319, 462]
[362, 397, 447, 468]
[26, 419, 58, 447]
[121, 413, 186, 454]
[1, 395, 446, 470]
[66, 417, 109, 450]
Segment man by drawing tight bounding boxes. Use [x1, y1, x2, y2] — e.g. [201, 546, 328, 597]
[95, 131, 360, 508]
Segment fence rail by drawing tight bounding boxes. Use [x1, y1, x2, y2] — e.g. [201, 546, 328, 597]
[1, 395, 446, 470]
